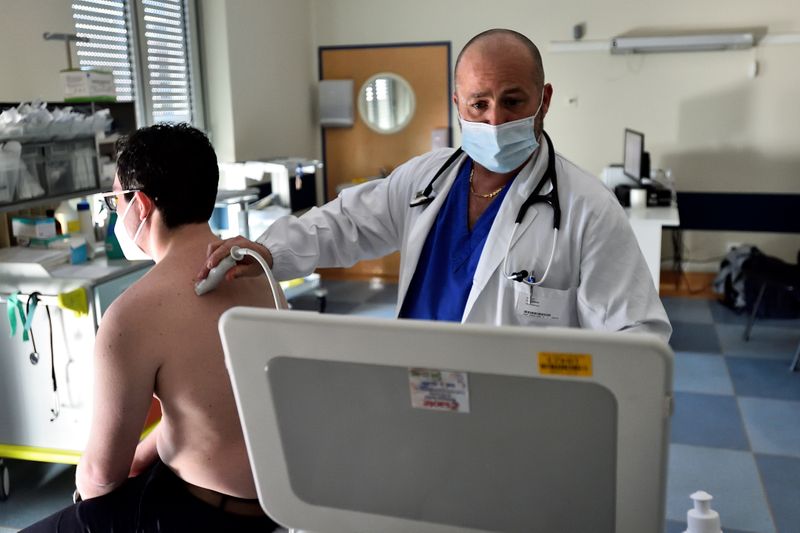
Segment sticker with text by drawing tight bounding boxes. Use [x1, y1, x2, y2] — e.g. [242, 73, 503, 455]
[408, 368, 470, 413]
[538, 352, 593, 377]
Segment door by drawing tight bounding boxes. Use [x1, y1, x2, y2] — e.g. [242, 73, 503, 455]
[319, 42, 451, 280]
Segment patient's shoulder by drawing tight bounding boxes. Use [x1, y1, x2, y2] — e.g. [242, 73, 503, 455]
[99, 265, 183, 334]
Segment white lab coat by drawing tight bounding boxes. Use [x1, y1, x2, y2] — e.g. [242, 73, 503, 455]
[259, 135, 671, 342]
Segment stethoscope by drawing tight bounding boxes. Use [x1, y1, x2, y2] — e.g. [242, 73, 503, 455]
[25, 292, 60, 421]
[410, 130, 561, 287]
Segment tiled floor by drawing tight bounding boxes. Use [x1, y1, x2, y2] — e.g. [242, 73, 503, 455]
[661, 296, 800, 533]
[2, 282, 799, 532]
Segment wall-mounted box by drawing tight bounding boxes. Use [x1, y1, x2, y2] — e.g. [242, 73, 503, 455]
[61, 69, 116, 103]
[319, 79, 354, 127]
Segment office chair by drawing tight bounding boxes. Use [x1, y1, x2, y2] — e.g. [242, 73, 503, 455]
[740, 251, 800, 372]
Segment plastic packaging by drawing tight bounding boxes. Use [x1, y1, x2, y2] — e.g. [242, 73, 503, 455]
[44, 234, 87, 264]
[54, 200, 80, 235]
[683, 490, 722, 533]
[0, 141, 22, 202]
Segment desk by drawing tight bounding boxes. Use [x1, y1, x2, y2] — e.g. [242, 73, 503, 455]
[626, 205, 680, 289]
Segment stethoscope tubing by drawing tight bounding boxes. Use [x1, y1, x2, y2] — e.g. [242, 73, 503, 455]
[411, 130, 560, 287]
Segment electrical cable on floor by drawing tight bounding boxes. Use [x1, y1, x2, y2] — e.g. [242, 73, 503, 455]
[672, 229, 684, 290]
[666, 228, 730, 294]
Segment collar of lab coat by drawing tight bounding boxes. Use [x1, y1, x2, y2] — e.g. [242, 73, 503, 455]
[462, 133, 551, 321]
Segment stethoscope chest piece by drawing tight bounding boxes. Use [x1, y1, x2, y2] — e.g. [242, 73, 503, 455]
[409, 191, 434, 207]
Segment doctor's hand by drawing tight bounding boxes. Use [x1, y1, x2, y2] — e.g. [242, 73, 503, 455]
[197, 236, 274, 283]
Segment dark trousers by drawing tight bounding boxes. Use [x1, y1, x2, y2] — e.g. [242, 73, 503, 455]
[21, 459, 281, 533]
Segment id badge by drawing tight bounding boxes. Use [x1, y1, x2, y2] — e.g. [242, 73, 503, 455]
[514, 283, 577, 326]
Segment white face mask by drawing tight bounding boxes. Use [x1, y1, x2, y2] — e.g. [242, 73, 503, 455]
[114, 194, 150, 260]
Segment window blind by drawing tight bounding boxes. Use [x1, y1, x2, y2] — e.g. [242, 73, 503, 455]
[71, 0, 135, 102]
[71, 0, 198, 125]
[140, 0, 193, 123]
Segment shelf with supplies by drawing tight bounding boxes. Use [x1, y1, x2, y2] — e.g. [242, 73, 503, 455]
[0, 101, 136, 215]
[0, 135, 104, 213]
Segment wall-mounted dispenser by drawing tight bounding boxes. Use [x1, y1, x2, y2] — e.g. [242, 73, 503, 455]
[318, 79, 354, 128]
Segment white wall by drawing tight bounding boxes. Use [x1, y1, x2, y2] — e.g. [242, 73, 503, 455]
[7, 1, 791, 266]
[199, 0, 315, 162]
[0, 0, 317, 165]
[0, 0, 78, 102]
[199, 0, 236, 162]
[309, 0, 800, 265]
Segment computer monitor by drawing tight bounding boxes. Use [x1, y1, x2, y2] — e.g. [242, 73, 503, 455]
[220, 309, 673, 533]
[623, 128, 646, 182]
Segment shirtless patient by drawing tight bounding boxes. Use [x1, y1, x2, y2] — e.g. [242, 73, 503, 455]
[23, 124, 283, 532]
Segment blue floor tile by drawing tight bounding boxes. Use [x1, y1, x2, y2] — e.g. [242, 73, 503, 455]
[673, 352, 733, 395]
[717, 323, 800, 360]
[662, 297, 714, 324]
[669, 322, 722, 353]
[671, 392, 749, 450]
[666, 519, 754, 533]
[727, 357, 800, 401]
[710, 299, 800, 329]
[348, 303, 395, 319]
[664, 520, 686, 533]
[0, 460, 74, 529]
[755, 454, 800, 533]
[319, 279, 382, 303]
[666, 444, 774, 533]
[709, 301, 750, 325]
[321, 301, 361, 315]
[739, 397, 800, 458]
[365, 285, 399, 305]
[287, 294, 324, 311]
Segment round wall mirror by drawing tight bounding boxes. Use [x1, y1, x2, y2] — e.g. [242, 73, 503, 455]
[357, 73, 416, 134]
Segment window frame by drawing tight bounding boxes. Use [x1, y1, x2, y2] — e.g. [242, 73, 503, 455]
[73, 0, 204, 128]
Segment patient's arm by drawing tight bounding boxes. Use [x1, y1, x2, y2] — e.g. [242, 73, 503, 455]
[129, 425, 159, 477]
[76, 299, 159, 499]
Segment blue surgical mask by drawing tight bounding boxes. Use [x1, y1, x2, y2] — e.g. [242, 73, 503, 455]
[459, 94, 544, 173]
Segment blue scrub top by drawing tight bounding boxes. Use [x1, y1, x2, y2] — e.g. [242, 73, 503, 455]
[400, 159, 514, 321]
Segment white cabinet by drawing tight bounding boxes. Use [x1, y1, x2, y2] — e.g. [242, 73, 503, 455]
[0, 260, 151, 464]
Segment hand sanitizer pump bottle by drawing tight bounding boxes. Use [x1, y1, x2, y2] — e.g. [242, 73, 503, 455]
[683, 490, 722, 533]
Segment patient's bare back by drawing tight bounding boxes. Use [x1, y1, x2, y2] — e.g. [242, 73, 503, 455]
[131, 248, 277, 498]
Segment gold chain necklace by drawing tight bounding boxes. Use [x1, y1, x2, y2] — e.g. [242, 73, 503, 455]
[469, 166, 505, 199]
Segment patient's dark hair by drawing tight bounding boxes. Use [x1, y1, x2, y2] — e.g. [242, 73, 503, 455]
[115, 123, 218, 229]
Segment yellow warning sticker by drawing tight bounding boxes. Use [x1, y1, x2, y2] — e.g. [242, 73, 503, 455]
[538, 352, 593, 377]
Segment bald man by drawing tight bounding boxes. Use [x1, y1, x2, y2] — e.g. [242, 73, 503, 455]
[199, 29, 671, 340]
